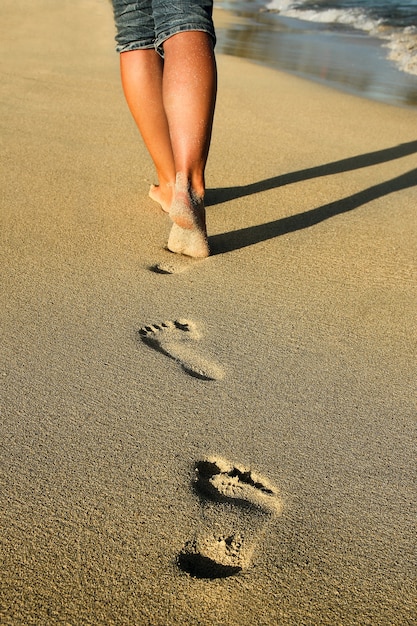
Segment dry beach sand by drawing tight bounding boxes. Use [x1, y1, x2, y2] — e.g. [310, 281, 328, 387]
[1, 0, 416, 624]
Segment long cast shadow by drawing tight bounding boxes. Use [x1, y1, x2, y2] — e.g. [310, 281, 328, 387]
[206, 140, 417, 207]
[208, 168, 417, 255]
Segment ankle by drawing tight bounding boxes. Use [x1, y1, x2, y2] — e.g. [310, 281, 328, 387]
[175, 172, 205, 200]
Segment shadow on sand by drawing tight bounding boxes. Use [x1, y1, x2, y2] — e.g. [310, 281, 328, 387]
[206, 140, 417, 255]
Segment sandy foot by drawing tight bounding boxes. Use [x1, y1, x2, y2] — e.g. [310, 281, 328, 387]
[178, 456, 283, 578]
[167, 223, 209, 259]
[167, 174, 209, 258]
[138, 319, 224, 381]
[169, 173, 204, 230]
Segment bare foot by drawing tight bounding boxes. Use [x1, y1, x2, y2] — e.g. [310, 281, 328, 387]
[167, 173, 209, 258]
[169, 173, 204, 230]
[148, 183, 173, 214]
[167, 223, 209, 259]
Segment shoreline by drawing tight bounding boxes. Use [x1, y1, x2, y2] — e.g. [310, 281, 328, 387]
[213, 5, 417, 108]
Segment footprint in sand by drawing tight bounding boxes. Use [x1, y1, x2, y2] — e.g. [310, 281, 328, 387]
[138, 319, 224, 381]
[178, 456, 283, 578]
[149, 262, 188, 275]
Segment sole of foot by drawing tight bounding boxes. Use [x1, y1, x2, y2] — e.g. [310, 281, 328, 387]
[167, 223, 209, 259]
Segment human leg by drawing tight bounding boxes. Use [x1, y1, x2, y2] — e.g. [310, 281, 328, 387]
[162, 31, 217, 200]
[118, 30, 217, 237]
[112, 0, 217, 257]
[111, 0, 176, 210]
[120, 50, 175, 212]
[162, 31, 217, 256]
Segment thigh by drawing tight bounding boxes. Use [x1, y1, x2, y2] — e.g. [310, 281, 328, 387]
[111, 0, 156, 52]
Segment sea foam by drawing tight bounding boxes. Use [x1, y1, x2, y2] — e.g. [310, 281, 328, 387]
[265, 0, 417, 76]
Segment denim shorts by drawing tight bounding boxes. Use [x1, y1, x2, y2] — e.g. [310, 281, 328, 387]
[111, 0, 216, 56]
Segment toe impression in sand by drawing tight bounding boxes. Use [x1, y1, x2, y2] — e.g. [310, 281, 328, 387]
[178, 456, 283, 578]
[138, 319, 224, 381]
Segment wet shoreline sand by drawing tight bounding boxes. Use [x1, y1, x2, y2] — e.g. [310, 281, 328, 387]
[214, 3, 417, 107]
[1, 0, 416, 624]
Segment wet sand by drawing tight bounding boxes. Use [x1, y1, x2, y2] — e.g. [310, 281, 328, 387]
[1, 0, 416, 624]
[214, 2, 417, 107]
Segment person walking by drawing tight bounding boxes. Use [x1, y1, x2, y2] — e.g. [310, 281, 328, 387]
[111, 0, 217, 258]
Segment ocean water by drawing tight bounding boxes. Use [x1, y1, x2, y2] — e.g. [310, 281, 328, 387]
[214, 0, 417, 106]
